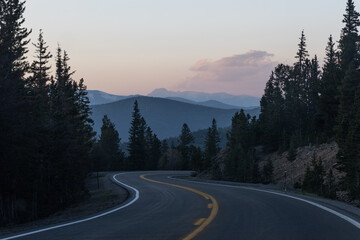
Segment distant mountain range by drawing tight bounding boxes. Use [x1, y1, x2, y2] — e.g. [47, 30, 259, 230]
[165, 97, 242, 110]
[90, 96, 260, 140]
[87, 89, 261, 109]
[148, 88, 261, 108]
[87, 90, 139, 105]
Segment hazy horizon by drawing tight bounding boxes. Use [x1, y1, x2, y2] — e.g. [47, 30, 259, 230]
[88, 88, 263, 98]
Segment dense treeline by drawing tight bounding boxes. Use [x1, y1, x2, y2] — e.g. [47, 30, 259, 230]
[0, 0, 94, 225]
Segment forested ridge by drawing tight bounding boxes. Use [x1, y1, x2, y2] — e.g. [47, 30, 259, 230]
[2, 0, 360, 227]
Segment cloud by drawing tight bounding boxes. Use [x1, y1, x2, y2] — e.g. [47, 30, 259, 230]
[178, 50, 278, 96]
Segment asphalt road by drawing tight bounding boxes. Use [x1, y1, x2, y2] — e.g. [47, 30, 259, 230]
[2, 171, 360, 240]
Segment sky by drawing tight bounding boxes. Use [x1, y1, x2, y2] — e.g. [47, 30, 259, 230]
[23, 0, 352, 96]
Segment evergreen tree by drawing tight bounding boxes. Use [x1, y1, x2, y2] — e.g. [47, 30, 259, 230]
[204, 119, 220, 170]
[259, 67, 286, 151]
[224, 110, 258, 182]
[339, 0, 360, 72]
[318, 35, 341, 140]
[26, 30, 53, 220]
[178, 123, 194, 170]
[127, 100, 147, 170]
[295, 30, 309, 69]
[95, 115, 123, 170]
[28, 30, 52, 89]
[144, 127, 161, 170]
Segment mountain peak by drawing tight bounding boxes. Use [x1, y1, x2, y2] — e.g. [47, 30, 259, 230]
[148, 88, 172, 96]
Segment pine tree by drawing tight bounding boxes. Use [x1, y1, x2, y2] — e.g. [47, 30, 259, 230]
[318, 35, 341, 140]
[339, 0, 360, 72]
[295, 30, 309, 69]
[28, 30, 52, 89]
[127, 100, 147, 170]
[95, 115, 123, 170]
[204, 119, 220, 170]
[178, 123, 194, 170]
[259, 67, 286, 152]
[144, 127, 161, 170]
[26, 30, 53, 220]
[224, 110, 258, 182]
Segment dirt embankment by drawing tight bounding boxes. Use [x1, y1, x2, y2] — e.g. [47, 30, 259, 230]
[262, 142, 339, 187]
[0, 172, 128, 237]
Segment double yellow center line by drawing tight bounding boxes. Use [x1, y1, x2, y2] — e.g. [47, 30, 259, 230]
[140, 174, 218, 240]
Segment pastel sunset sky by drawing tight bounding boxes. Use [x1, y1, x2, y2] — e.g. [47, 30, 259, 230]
[24, 0, 350, 96]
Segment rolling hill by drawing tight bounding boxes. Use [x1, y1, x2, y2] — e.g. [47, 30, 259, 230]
[165, 97, 242, 109]
[148, 88, 261, 107]
[90, 96, 260, 140]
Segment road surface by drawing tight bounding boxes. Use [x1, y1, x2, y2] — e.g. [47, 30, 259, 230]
[2, 171, 360, 240]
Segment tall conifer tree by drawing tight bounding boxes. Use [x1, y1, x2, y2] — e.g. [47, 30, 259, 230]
[178, 123, 194, 170]
[204, 119, 220, 170]
[339, 0, 360, 73]
[127, 100, 147, 170]
[318, 35, 341, 139]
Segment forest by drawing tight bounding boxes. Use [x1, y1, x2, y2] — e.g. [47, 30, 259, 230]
[1, 0, 360, 226]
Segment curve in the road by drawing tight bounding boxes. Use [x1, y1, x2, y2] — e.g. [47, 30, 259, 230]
[172, 176, 360, 231]
[140, 174, 218, 240]
[1, 173, 140, 240]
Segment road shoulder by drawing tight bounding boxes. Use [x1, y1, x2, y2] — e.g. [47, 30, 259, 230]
[173, 176, 360, 225]
[0, 172, 128, 238]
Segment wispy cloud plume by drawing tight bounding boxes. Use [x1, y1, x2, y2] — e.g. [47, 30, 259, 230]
[178, 50, 278, 96]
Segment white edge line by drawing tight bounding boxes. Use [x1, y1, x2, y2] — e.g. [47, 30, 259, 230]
[169, 176, 360, 230]
[1, 173, 140, 240]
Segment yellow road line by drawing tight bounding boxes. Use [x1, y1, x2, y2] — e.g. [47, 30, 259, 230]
[193, 218, 206, 226]
[140, 174, 219, 240]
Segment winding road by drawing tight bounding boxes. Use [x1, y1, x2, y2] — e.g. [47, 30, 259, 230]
[2, 171, 360, 240]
